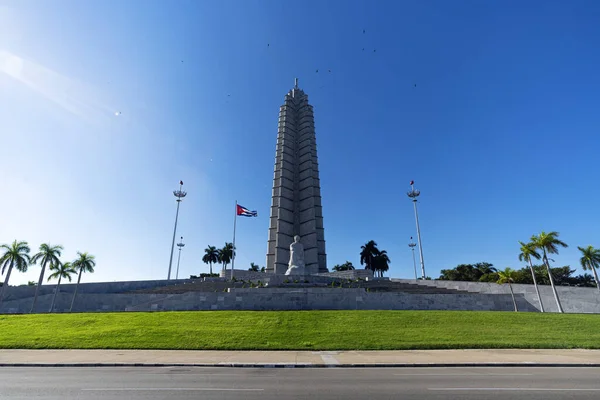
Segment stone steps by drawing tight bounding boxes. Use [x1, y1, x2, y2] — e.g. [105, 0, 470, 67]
[131, 278, 471, 295]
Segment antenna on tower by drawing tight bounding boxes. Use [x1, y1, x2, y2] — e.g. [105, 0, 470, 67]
[294, 78, 298, 89]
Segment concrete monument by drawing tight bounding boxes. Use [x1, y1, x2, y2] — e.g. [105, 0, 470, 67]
[285, 235, 306, 275]
[266, 79, 327, 275]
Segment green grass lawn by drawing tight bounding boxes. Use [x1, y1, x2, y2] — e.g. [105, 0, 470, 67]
[0, 310, 599, 350]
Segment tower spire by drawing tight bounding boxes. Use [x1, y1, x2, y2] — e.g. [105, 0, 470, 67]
[294, 78, 298, 89]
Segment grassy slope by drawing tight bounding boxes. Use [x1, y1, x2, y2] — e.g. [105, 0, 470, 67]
[0, 310, 599, 350]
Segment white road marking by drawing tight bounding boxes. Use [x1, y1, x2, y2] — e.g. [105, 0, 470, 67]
[429, 388, 600, 392]
[82, 388, 264, 392]
[140, 373, 256, 376]
[396, 373, 532, 376]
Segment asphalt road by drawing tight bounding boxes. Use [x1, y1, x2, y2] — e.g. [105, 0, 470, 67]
[1, 367, 599, 399]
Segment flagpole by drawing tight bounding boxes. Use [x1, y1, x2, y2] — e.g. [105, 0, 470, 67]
[407, 181, 425, 279]
[231, 200, 237, 281]
[168, 181, 186, 280]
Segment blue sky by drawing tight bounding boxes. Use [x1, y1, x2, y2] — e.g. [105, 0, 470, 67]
[1, 0, 599, 285]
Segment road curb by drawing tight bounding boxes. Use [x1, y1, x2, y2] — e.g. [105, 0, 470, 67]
[1, 363, 599, 368]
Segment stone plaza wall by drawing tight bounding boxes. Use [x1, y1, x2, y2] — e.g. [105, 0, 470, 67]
[394, 279, 600, 314]
[315, 270, 373, 280]
[0, 287, 525, 314]
[2, 277, 598, 314]
[218, 270, 372, 284]
[219, 269, 270, 280]
[1, 279, 194, 302]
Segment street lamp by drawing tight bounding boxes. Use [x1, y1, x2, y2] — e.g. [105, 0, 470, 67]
[176, 236, 185, 280]
[407, 180, 425, 279]
[168, 180, 187, 280]
[408, 237, 417, 280]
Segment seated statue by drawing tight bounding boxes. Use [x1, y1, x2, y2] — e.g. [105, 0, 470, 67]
[285, 235, 306, 276]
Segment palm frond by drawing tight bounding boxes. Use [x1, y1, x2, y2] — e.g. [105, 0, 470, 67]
[0, 240, 31, 274]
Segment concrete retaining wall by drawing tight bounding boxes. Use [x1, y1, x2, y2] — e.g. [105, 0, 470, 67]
[2, 279, 194, 301]
[0, 287, 526, 314]
[2, 277, 598, 314]
[220, 269, 270, 280]
[315, 270, 373, 280]
[219, 269, 373, 281]
[393, 279, 600, 313]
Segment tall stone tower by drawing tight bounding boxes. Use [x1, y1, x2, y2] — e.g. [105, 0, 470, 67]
[266, 79, 327, 274]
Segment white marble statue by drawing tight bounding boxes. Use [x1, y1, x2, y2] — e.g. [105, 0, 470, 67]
[285, 235, 306, 275]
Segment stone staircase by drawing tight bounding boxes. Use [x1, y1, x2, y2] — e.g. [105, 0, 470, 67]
[360, 280, 470, 294]
[130, 277, 471, 295]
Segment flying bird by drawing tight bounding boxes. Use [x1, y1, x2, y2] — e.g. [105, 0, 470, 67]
[316, 69, 319, 73]
[363, 29, 365, 34]
[328, 69, 331, 73]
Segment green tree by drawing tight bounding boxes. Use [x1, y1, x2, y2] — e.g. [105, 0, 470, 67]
[0, 240, 31, 308]
[439, 263, 496, 282]
[30, 243, 63, 313]
[360, 240, 379, 274]
[332, 261, 355, 271]
[249, 262, 260, 272]
[475, 262, 499, 282]
[373, 251, 391, 277]
[47, 261, 77, 313]
[573, 273, 595, 287]
[518, 241, 544, 312]
[202, 246, 219, 275]
[497, 267, 518, 312]
[578, 245, 600, 291]
[530, 231, 568, 313]
[218, 242, 234, 271]
[70, 252, 96, 312]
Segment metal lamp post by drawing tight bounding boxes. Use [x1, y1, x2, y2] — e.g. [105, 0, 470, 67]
[407, 180, 426, 279]
[168, 181, 187, 280]
[408, 237, 418, 280]
[175, 236, 185, 280]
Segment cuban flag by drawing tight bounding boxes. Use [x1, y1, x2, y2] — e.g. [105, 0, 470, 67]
[237, 204, 258, 217]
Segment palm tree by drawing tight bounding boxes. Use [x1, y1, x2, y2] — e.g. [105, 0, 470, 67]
[202, 246, 219, 274]
[373, 251, 391, 277]
[578, 245, 600, 291]
[248, 262, 260, 272]
[70, 252, 96, 312]
[530, 231, 568, 313]
[0, 240, 31, 308]
[360, 240, 379, 274]
[219, 243, 234, 271]
[30, 243, 63, 313]
[518, 241, 544, 312]
[497, 267, 518, 312]
[47, 261, 77, 313]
